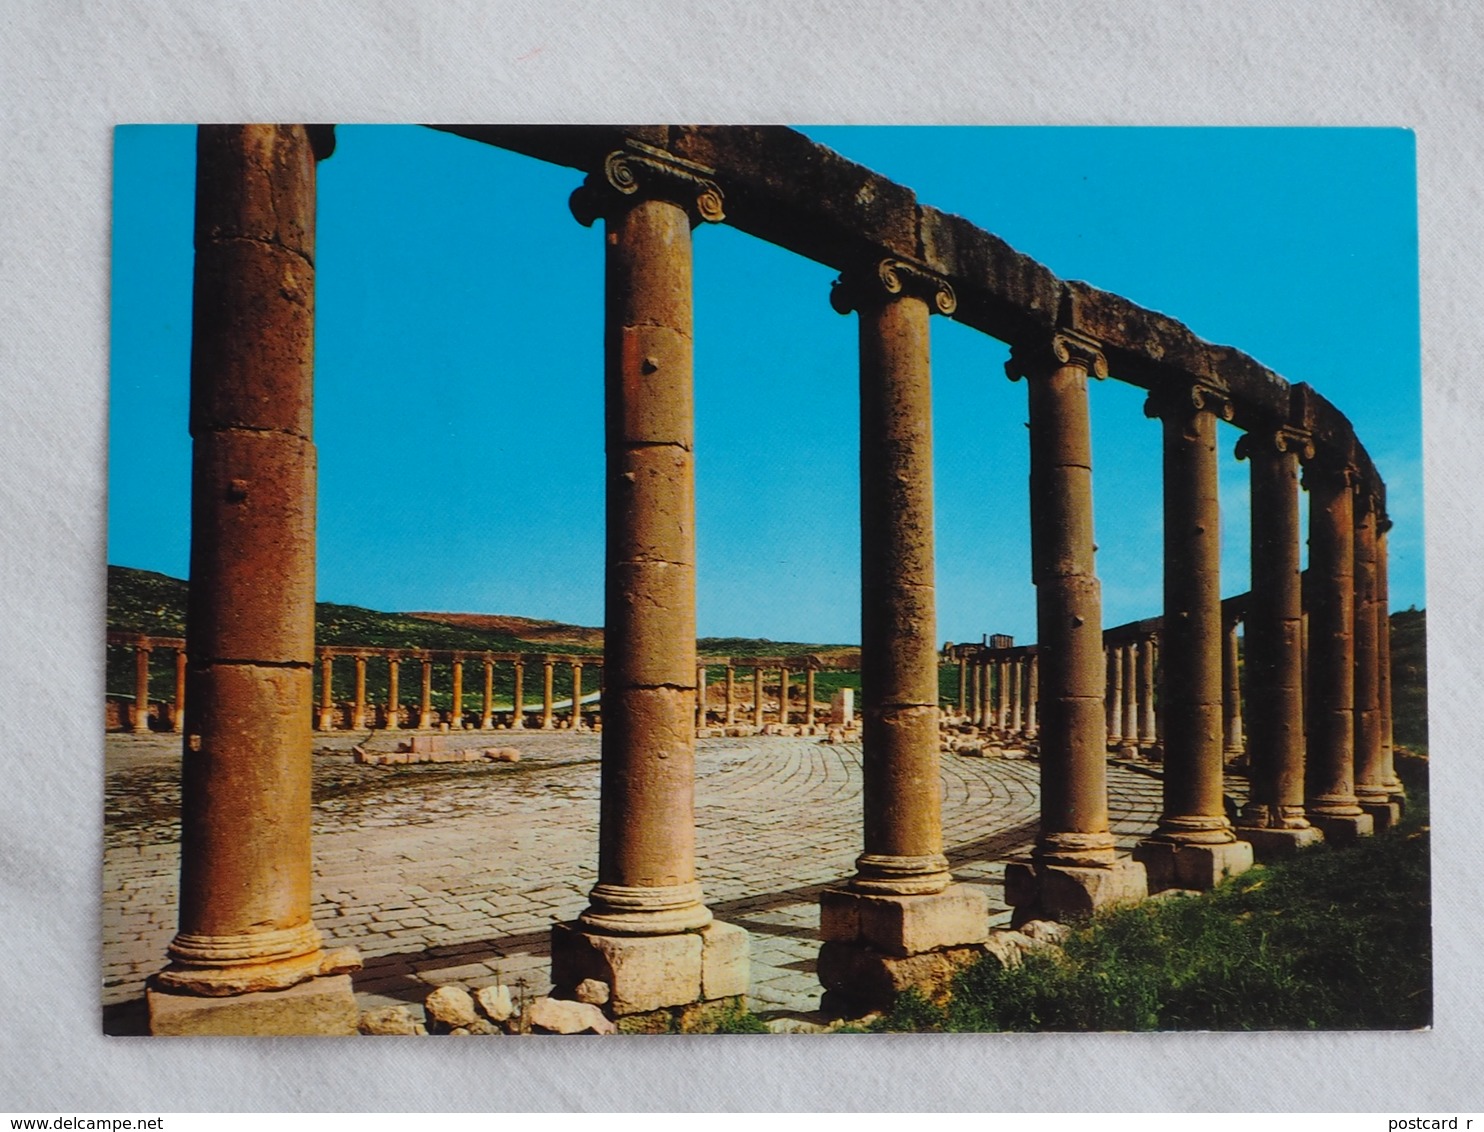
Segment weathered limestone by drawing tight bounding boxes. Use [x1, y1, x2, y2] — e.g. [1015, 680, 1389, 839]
[172, 648, 188, 734]
[553, 143, 745, 1016]
[540, 659, 555, 730]
[779, 666, 791, 724]
[831, 687, 855, 725]
[817, 258, 988, 1008]
[318, 653, 334, 731]
[996, 657, 1010, 734]
[1135, 384, 1253, 891]
[385, 654, 400, 730]
[1222, 615, 1244, 759]
[1024, 652, 1039, 741]
[1003, 331, 1146, 920]
[1106, 644, 1124, 747]
[1120, 642, 1137, 755]
[1235, 427, 1323, 858]
[957, 657, 968, 717]
[1377, 517, 1404, 803]
[1138, 636, 1158, 750]
[724, 664, 736, 725]
[753, 667, 764, 729]
[351, 654, 367, 731]
[510, 661, 524, 729]
[450, 655, 465, 730]
[1008, 654, 1023, 736]
[480, 657, 494, 730]
[418, 656, 433, 729]
[694, 665, 706, 730]
[150, 124, 358, 1033]
[1303, 452, 1374, 844]
[805, 666, 817, 727]
[132, 643, 153, 733]
[1353, 486, 1399, 830]
[573, 661, 585, 730]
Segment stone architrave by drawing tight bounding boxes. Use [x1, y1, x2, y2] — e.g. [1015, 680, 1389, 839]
[148, 125, 358, 1034]
[1234, 425, 1322, 858]
[132, 642, 153, 733]
[317, 653, 334, 732]
[1303, 450, 1374, 843]
[1353, 484, 1398, 829]
[385, 654, 400, 730]
[816, 258, 990, 1011]
[1000, 330, 1146, 921]
[1134, 383, 1253, 891]
[551, 142, 747, 1018]
[173, 648, 188, 734]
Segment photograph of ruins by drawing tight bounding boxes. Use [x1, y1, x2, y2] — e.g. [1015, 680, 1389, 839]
[103, 124, 1428, 1035]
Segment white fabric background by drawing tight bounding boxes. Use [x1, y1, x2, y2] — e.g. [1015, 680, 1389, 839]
[1, 0, 1479, 1112]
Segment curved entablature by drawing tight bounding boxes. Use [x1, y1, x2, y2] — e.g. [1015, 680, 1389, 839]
[433, 124, 1386, 511]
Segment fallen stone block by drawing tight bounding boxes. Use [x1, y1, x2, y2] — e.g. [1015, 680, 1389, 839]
[475, 983, 514, 1022]
[526, 996, 617, 1035]
[359, 1005, 426, 1035]
[424, 984, 479, 1032]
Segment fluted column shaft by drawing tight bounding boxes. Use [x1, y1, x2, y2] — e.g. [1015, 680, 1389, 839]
[163, 124, 334, 994]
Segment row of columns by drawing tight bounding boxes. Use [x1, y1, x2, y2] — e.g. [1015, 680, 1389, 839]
[701, 663, 829, 727]
[313, 653, 596, 732]
[151, 126, 1399, 1030]
[122, 641, 189, 733]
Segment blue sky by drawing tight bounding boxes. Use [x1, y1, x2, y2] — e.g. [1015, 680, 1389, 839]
[108, 125, 1421, 645]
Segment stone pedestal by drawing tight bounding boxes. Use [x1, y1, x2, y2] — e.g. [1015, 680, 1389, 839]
[550, 920, 748, 1017]
[1003, 856, 1147, 922]
[1308, 811, 1375, 845]
[1360, 801, 1401, 832]
[1238, 824, 1324, 860]
[147, 974, 359, 1036]
[1134, 838, 1255, 893]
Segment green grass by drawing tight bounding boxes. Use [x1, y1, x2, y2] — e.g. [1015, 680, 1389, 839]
[873, 786, 1431, 1032]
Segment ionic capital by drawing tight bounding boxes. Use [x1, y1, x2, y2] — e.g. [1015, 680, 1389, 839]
[1300, 453, 1359, 494]
[569, 141, 725, 228]
[1004, 329, 1108, 382]
[829, 258, 957, 317]
[1143, 381, 1234, 424]
[1234, 424, 1315, 463]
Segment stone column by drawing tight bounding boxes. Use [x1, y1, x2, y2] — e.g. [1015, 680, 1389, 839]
[572, 661, 585, 730]
[1303, 452, 1373, 842]
[418, 657, 432, 730]
[996, 658, 1010, 734]
[1377, 516, 1403, 802]
[510, 661, 524, 729]
[1221, 614, 1244, 760]
[694, 665, 705, 731]
[753, 667, 764, 729]
[448, 655, 464, 730]
[806, 666, 817, 728]
[149, 125, 357, 1034]
[1009, 655, 1023, 737]
[132, 642, 153, 733]
[778, 666, 790, 725]
[1002, 331, 1145, 919]
[540, 659, 555, 730]
[317, 653, 334, 732]
[1138, 636, 1158, 750]
[480, 657, 494, 730]
[1353, 485, 1397, 829]
[1024, 652, 1039, 741]
[957, 658, 968, 718]
[1134, 383, 1253, 891]
[552, 145, 746, 1017]
[725, 665, 736, 726]
[818, 258, 987, 1009]
[1234, 426, 1321, 858]
[351, 655, 367, 731]
[976, 661, 990, 729]
[172, 648, 188, 734]
[1106, 644, 1124, 748]
[1120, 642, 1138, 755]
[385, 654, 400, 730]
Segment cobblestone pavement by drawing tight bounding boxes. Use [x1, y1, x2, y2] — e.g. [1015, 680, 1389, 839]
[102, 730, 1172, 1021]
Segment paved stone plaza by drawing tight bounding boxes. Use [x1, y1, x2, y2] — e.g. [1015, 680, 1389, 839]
[104, 730, 1168, 1025]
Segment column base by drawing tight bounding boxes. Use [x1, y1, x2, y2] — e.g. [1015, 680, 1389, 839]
[1003, 855, 1147, 923]
[817, 942, 986, 1014]
[146, 973, 359, 1036]
[1308, 811, 1374, 844]
[1133, 837, 1254, 893]
[1360, 801, 1402, 832]
[550, 920, 749, 1017]
[1235, 823, 1324, 861]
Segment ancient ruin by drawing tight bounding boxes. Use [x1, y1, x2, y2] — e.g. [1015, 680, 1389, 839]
[117, 124, 1400, 1033]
